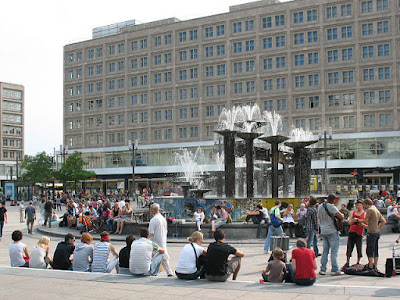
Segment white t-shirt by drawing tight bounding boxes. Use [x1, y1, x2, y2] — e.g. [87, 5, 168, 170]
[9, 242, 26, 267]
[261, 207, 269, 219]
[193, 212, 204, 222]
[29, 246, 47, 269]
[283, 210, 295, 223]
[176, 243, 204, 274]
[119, 200, 126, 210]
[387, 205, 398, 218]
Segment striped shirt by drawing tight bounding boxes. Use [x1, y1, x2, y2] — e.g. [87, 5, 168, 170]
[91, 242, 110, 273]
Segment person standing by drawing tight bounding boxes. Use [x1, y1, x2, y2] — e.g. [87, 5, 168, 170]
[317, 194, 344, 276]
[19, 201, 25, 223]
[360, 198, 387, 270]
[43, 198, 53, 228]
[25, 201, 36, 234]
[343, 200, 366, 267]
[0, 202, 8, 241]
[149, 203, 173, 276]
[304, 197, 320, 257]
[264, 200, 284, 254]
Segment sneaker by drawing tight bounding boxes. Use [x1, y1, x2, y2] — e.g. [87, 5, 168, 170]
[242, 221, 248, 224]
[331, 271, 345, 276]
[264, 251, 269, 254]
[319, 271, 326, 275]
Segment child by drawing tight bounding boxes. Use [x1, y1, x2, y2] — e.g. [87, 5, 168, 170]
[262, 248, 286, 282]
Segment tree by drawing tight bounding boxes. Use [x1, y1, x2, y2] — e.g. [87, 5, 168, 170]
[54, 152, 96, 192]
[19, 152, 54, 185]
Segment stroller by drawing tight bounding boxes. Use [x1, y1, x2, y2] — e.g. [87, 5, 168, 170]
[78, 213, 100, 234]
[386, 243, 400, 277]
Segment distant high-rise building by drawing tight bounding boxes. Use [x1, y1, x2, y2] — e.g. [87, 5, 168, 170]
[0, 82, 24, 181]
[63, 0, 400, 194]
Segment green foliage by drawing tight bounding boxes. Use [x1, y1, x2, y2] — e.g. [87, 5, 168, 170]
[19, 152, 54, 184]
[54, 152, 96, 185]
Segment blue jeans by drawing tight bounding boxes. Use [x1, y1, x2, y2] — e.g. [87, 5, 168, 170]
[320, 231, 340, 273]
[307, 230, 319, 256]
[264, 224, 283, 251]
[106, 218, 120, 232]
[288, 263, 316, 286]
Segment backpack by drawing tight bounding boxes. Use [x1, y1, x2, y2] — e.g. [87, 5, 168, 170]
[270, 207, 282, 227]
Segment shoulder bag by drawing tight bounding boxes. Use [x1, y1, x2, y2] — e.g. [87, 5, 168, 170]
[323, 203, 343, 231]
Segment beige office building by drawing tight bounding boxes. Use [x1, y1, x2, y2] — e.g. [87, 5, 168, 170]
[64, 0, 400, 193]
[0, 82, 24, 181]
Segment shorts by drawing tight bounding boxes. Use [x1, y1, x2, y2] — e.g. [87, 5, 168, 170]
[206, 257, 240, 282]
[366, 232, 380, 258]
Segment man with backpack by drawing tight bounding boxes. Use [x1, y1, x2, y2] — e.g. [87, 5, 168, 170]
[264, 200, 284, 254]
[318, 194, 344, 276]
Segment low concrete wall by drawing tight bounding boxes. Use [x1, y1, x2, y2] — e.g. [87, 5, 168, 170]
[104, 222, 268, 238]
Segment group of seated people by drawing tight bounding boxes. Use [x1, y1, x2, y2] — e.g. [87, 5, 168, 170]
[9, 227, 318, 286]
[63, 198, 133, 234]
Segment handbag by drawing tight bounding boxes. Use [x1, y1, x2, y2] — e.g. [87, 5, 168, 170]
[190, 243, 206, 270]
[323, 203, 343, 231]
[270, 207, 282, 227]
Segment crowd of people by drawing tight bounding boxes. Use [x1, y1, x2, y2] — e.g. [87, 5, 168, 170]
[4, 192, 400, 285]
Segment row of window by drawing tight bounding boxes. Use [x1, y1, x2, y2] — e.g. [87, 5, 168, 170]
[2, 138, 22, 148]
[3, 101, 22, 112]
[2, 126, 22, 136]
[2, 151, 22, 160]
[2, 89, 22, 99]
[2, 114, 22, 124]
[67, 19, 392, 65]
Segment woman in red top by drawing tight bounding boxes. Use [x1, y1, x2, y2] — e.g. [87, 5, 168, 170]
[289, 239, 317, 286]
[343, 200, 367, 268]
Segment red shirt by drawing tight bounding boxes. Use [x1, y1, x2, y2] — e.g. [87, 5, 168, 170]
[292, 247, 316, 279]
[349, 210, 365, 236]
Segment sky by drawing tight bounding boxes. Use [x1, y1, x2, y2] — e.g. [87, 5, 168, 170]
[0, 0, 278, 156]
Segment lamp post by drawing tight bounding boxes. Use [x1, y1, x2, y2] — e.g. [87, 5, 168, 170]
[318, 126, 333, 194]
[129, 139, 139, 202]
[60, 145, 68, 193]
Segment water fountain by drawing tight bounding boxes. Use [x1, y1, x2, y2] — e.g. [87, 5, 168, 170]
[285, 128, 318, 198]
[258, 111, 288, 198]
[214, 107, 246, 198]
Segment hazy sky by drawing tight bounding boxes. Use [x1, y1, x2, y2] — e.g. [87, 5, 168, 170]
[0, 0, 269, 155]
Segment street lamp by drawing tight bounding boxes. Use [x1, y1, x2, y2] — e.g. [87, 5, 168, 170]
[60, 144, 68, 192]
[129, 139, 139, 202]
[318, 126, 333, 194]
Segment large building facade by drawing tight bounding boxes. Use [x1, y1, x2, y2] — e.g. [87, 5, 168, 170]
[64, 0, 400, 194]
[0, 82, 24, 182]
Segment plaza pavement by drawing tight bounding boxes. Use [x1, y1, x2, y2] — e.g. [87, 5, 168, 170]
[0, 205, 399, 299]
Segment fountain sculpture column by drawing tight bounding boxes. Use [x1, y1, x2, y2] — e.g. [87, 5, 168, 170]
[214, 130, 236, 198]
[237, 132, 261, 198]
[259, 135, 289, 198]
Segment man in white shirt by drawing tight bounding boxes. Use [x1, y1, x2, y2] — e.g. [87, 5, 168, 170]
[118, 199, 126, 210]
[149, 203, 173, 276]
[387, 201, 400, 230]
[129, 227, 164, 276]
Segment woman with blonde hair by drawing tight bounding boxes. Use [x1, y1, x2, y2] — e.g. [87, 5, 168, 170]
[73, 233, 94, 272]
[115, 202, 133, 234]
[29, 236, 52, 269]
[192, 207, 205, 231]
[175, 231, 207, 280]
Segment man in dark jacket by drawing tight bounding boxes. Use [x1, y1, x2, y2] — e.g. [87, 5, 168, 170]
[43, 198, 53, 228]
[51, 233, 75, 270]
